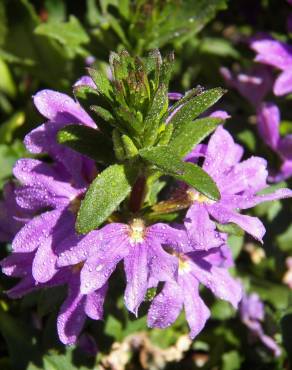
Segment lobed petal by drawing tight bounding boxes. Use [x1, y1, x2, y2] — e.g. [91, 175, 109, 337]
[147, 281, 183, 329]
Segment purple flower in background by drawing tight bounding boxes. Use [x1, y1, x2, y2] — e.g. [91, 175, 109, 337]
[239, 292, 281, 357]
[185, 126, 292, 242]
[147, 225, 241, 338]
[57, 219, 190, 316]
[251, 37, 292, 96]
[220, 65, 273, 107]
[257, 102, 292, 181]
[1, 251, 107, 345]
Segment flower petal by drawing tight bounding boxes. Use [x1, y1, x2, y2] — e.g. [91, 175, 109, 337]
[185, 203, 223, 250]
[85, 284, 107, 320]
[148, 223, 191, 253]
[274, 69, 292, 96]
[33, 90, 95, 127]
[124, 242, 148, 316]
[57, 276, 86, 345]
[203, 126, 244, 181]
[251, 39, 292, 70]
[278, 135, 292, 160]
[256, 102, 280, 150]
[13, 159, 79, 200]
[12, 209, 63, 252]
[209, 204, 266, 242]
[80, 225, 129, 294]
[147, 281, 183, 328]
[219, 156, 268, 195]
[180, 274, 210, 339]
[189, 258, 242, 308]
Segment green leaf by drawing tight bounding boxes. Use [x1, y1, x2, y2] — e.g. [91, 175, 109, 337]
[146, 0, 228, 49]
[34, 15, 89, 58]
[222, 351, 242, 370]
[76, 164, 137, 233]
[121, 134, 138, 159]
[104, 315, 123, 342]
[169, 117, 222, 158]
[143, 84, 168, 146]
[0, 58, 16, 97]
[169, 88, 225, 128]
[139, 146, 220, 200]
[0, 111, 25, 143]
[57, 124, 114, 165]
[88, 68, 113, 100]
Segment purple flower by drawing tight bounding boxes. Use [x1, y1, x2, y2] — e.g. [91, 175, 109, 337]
[220, 65, 273, 107]
[185, 126, 292, 242]
[24, 88, 97, 182]
[257, 102, 292, 181]
[239, 292, 281, 357]
[1, 251, 107, 345]
[11, 157, 95, 284]
[56, 219, 190, 316]
[251, 37, 292, 96]
[147, 237, 241, 339]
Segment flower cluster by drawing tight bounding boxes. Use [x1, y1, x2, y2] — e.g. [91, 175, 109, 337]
[1, 51, 291, 348]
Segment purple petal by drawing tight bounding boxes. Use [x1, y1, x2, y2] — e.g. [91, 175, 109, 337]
[33, 90, 96, 127]
[229, 188, 292, 209]
[274, 69, 292, 96]
[57, 276, 86, 345]
[168, 92, 183, 100]
[32, 235, 58, 283]
[12, 209, 63, 252]
[74, 76, 95, 89]
[146, 238, 178, 281]
[185, 203, 223, 250]
[180, 274, 210, 339]
[189, 258, 242, 308]
[209, 110, 230, 120]
[256, 103, 280, 150]
[80, 225, 129, 294]
[1, 252, 34, 277]
[209, 204, 266, 242]
[251, 39, 292, 70]
[32, 214, 75, 283]
[6, 276, 37, 298]
[204, 126, 244, 181]
[13, 159, 79, 200]
[278, 135, 292, 160]
[56, 232, 93, 267]
[219, 157, 268, 195]
[148, 223, 191, 253]
[85, 284, 107, 320]
[147, 281, 183, 328]
[124, 243, 148, 315]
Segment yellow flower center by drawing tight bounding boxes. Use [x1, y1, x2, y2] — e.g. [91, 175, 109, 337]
[187, 189, 215, 205]
[128, 218, 145, 244]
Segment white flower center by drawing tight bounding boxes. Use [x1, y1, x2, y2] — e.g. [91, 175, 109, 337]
[187, 189, 215, 205]
[129, 218, 145, 243]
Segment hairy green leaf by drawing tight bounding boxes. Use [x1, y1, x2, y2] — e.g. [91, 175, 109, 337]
[76, 164, 137, 233]
[57, 124, 114, 164]
[169, 117, 222, 157]
[139, 146, 220, 200]
[169, 88, 225, 128]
